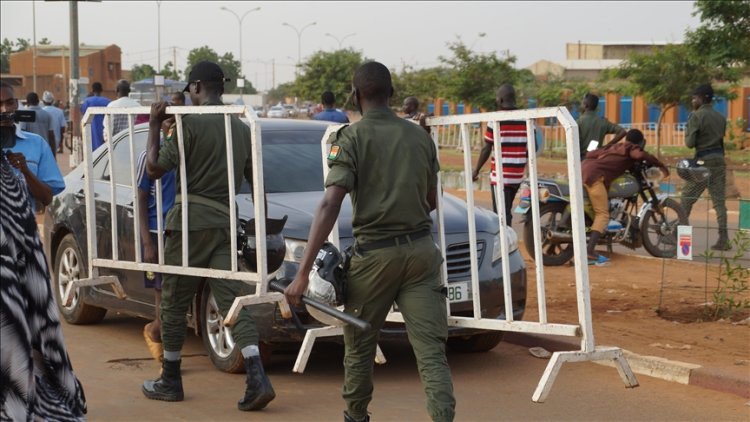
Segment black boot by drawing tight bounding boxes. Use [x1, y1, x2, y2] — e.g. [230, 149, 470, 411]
[142, 359, 183, 401]
[711, 230, 731, 251]
[587, 230, 602, 258]
[238, 355, 275, 411]
[344, 411, 370, 422]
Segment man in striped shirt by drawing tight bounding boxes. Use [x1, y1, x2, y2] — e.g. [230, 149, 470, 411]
[472, 84, 529, 225]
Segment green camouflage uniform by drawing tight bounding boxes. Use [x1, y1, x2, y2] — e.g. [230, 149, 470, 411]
[680, 103, 727, 234]
[156, 102, 259, 353]
[325, 107, 455, 422]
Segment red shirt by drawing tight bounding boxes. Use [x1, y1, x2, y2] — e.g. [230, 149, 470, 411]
[484, 121, 529, 186]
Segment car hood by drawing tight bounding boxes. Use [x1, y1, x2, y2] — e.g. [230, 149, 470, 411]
[237, 191, 499, 241]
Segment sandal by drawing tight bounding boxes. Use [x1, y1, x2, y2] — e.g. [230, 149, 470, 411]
[588, 254, 609, 266]
[143, 325, 163, 362]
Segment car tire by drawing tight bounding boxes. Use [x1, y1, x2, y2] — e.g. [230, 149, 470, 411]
[447, 331, 504, 353]
[199, 283, 272, 373]
[52, 233, 107, 324]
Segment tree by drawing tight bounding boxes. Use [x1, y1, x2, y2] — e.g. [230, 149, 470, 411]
[267, 82, 295, 105]
[686, 0, 750, 71]
[159, 61, 180, 81]
[185, 46, 255, 95]
[438, 36, 526, 111]
[392, 65, 451, 112]
[294, 48, 368, 107]
[39, 37, 52, 45]
[608, 44, 730, 158]
[1, 37, 30, 73]
[131, 63, 156, 82]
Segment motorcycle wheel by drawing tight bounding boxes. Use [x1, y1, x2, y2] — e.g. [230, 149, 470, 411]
[523, 202, 575, 266]
[640, 198, 688, 258]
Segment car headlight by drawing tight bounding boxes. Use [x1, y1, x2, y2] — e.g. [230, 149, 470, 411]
[284, 238, 307, 263]
[492, 226, 519, 262]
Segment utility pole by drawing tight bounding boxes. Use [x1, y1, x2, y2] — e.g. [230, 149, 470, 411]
[156, 1, 161, 71]
[272, 58, 275, 90]
[69, 0, 81, 164]
[173, 46, 177, 77]
[32, 0, 37, 92]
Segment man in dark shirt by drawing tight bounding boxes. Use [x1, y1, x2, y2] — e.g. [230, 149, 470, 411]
[576, 93, 626, 160]
[285, 61, 455, 422]
[141, 61, 275, 411]
[680, 84, 730, 251]
[582, 129, 668, 264]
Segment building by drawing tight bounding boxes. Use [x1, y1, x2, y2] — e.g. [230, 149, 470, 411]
[7, 44, 122, 103]
[527, 41, 669, 81]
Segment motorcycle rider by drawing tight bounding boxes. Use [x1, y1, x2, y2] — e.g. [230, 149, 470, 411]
[582, 129, 669, 265]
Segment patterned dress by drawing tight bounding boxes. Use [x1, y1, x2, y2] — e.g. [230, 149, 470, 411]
[1, 154, 87, 421]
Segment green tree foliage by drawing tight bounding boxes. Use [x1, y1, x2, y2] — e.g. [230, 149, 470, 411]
[185, 46, 256, 94]
[686, 0, 750, 71]
[392, 65, 451, 111]
[438, 37, 526, 110]
[39, 37, 52, 45]
[267, 81, 295, 105]
[1, 38, 31, 73]
[159, 61, 180, 81]
[131, 63, 156, 82]
[533, 75, 594, 111]
[293, 48, 368, 108]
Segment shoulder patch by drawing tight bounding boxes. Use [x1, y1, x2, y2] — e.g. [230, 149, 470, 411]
[328, 145, 341, 160]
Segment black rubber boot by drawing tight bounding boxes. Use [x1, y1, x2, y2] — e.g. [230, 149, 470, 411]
[238, 355, 275, 411]
[711, 230, 731, 251]
[587, 230, 602, 258]
[142, 359, 183, 402]
[344, 411, 370, 422]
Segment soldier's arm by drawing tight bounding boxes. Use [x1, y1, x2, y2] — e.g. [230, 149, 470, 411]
[684, 113, 699, 149]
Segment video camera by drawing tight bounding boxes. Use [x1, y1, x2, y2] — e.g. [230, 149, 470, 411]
[1, 110, 35, 150]
[0, 110, 36, 124]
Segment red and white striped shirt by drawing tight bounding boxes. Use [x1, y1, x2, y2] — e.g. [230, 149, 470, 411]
[484, 121, 529, 186]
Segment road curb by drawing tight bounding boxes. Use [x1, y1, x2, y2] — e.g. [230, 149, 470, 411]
[504, 332, 750, 399]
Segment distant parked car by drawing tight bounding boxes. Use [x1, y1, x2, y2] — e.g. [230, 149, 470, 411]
[267, 105, 286, 118]
[282, 104, 298, 118]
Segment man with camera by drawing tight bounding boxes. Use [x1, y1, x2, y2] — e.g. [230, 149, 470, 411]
[1, 81, 65, 210]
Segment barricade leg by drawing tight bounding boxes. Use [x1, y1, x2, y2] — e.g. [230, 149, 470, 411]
[63, 276, 126, 306]
[293, 326, 387, 373]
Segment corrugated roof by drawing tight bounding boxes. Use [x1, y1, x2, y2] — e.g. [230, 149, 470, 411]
[14, 44, 117, 58]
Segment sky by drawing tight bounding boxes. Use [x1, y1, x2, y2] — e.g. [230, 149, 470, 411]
[1, 1, 700, 92]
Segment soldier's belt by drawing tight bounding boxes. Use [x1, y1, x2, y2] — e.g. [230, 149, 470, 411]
[356, 229, 431, 252]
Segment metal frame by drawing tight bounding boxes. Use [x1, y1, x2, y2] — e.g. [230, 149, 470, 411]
[295, 107, 637, 401]
[75, 105, 282, 328]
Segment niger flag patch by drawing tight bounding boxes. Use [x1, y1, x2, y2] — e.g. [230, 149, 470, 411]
[328, 145, 341, 160]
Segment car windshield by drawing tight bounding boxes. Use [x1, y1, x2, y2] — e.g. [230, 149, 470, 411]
[240, 127, 328, 194]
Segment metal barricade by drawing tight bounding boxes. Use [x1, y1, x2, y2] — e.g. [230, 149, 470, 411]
[296, 107, 638, 402]
[67, 105, 283, 328]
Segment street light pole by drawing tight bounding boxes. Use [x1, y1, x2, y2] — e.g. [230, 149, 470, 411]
[324, 32, 355, 49]
[32, 0, 37, 92]
[220, 6, 261, 84]
[156, 1, 161, 72]
[282, 21, 316, 76]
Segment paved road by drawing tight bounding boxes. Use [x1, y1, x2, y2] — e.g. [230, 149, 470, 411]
[62, 313, 748, 421]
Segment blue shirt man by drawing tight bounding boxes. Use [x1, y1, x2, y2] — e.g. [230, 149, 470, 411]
[4, 125, 65, 211]
[80, 82, 111, 151]
[312, 91, 349, 124]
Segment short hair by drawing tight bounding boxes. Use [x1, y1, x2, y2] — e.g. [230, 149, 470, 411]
[92, 82, 103, 93]
[352, 61, 393, 102]
[404, 96, 419, 107]
[116, 79, 131, 95]
[583, 93, 599, 110]
[496, 84, 516, 102]
[171, 91, 185, 103]
[321, 91, 335, 106]
[26, 92, 40, 105]
[626, 129, 645, 147]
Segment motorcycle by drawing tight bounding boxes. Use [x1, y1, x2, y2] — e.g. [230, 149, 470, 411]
[515, 162, 688, 266]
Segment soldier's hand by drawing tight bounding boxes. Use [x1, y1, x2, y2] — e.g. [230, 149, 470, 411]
[149, 101, 170, 125]
[284, 274, 309, 308]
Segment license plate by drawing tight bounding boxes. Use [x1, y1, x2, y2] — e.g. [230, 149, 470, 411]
[447, 281, 469, 303]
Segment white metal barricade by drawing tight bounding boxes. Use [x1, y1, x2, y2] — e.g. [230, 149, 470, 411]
[68, 105, 283, 328]
[296, 107, 637, 402]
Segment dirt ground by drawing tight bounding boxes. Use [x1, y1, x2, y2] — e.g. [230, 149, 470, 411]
[443, 152, 750, 377]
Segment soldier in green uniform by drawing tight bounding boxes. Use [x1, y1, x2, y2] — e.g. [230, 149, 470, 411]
[576, 93, 626, 160]
[141, 61, 276, 410]
[284, 61, 455, 422]
[680, 84, 730, 251]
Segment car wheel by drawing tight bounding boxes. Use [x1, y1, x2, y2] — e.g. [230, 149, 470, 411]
[199, 283, 272, 373]
[53, 233, 107, 324]
[447, 331, 504, 353]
